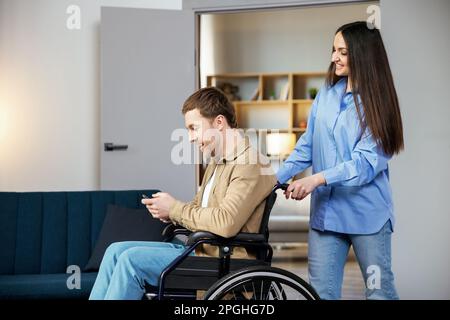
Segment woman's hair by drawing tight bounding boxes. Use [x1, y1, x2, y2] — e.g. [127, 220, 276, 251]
[326, 21, 404, 156]
[182, 87, 238, 128]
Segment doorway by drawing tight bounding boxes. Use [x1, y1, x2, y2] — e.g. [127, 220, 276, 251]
[196, 1, 378, 196]
[195, 4, 377, 295]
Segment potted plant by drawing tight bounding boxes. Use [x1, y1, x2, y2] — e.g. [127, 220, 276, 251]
[308, 87, 318, 100]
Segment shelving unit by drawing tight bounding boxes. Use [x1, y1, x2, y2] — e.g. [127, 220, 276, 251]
[206, 71, 326, 149]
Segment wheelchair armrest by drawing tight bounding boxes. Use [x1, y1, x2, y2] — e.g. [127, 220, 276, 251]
[186, 231, 220, 246]
[162, 224, 192, 241]
[232, 232, 266, 243]
[186, 231, 266, 246]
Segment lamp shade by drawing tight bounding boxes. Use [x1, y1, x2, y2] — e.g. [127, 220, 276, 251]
[266, 133, 296, 156]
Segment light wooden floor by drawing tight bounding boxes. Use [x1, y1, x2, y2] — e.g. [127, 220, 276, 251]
[271, 243, 366, 300]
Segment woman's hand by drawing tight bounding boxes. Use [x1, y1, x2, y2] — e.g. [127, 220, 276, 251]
[285, 173, 326, 200]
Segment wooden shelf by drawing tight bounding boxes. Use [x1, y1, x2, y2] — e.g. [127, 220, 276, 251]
[207, 72, 261, 78]
[235, 100, 290, 105]
[241, 128, 294, 132]
[293, 99, 314, 104]
[204, 71, 325, 177]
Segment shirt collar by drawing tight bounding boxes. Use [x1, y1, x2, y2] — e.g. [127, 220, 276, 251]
[333, 77, 348, 96]
[216, 135, 250, 164]
[335, 78, 363, 109]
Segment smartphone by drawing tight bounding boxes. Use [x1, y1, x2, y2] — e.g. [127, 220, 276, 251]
[142, 194, 150, 199]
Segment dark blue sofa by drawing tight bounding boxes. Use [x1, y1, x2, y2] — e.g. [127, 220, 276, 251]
[0, 189, 159, 299]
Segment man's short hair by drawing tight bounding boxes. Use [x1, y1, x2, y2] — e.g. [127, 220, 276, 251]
[182, 87, 238, 128]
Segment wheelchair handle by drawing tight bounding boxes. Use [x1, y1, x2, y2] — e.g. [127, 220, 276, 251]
[273, 183, 289, 191]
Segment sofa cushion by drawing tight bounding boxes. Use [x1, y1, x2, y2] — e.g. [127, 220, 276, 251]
[0, 272, 98, 299]
[84, 204, 167, 272]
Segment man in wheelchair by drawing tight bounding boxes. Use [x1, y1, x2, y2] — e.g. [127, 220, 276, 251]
[89, 87, 279, 300]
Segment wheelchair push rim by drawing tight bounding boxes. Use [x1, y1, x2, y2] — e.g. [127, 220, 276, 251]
[203, 266, 320, 300]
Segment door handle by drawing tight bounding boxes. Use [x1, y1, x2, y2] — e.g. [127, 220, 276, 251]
[104, 143, 128, 151]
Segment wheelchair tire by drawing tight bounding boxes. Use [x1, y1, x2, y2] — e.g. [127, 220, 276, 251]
[203, 266, 320, 300]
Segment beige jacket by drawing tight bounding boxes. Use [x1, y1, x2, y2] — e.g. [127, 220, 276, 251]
[169, 136, 277, 258]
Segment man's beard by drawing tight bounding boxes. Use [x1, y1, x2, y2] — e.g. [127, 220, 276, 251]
[201, 144, 215, 164]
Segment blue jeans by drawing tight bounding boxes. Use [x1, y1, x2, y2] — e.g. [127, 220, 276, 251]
[308, 220, 399, 300]
[89, 240, 188, 300]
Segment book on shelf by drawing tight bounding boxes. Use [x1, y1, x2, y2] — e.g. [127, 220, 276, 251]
[250, 87, 260, 101]
[279, 82, 290, 101]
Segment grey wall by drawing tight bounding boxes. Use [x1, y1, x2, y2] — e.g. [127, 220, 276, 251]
[382, 0, 450, 299]
[0, 0, 181, 192]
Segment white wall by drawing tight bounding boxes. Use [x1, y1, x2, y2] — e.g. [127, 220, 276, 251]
[0, 0, 181, 192]
[382, 0, 450, 299]
[200, 2, 377, 86]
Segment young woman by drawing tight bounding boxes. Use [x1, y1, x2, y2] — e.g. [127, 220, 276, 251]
[276, 21, 404, 300]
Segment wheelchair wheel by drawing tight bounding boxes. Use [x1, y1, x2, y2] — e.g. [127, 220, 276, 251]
[203, 266, 320, 300]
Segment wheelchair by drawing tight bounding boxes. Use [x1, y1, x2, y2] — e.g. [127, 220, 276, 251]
[145, 183, 320, 300]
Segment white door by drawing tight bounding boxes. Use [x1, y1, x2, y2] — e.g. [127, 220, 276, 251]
[100, 7, 196, 201]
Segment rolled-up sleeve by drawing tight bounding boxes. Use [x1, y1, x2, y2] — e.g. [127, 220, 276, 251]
[276, 89, 321, 184]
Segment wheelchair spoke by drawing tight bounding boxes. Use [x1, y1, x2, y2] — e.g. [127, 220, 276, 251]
[267, 282, 275, 300]
[260, 280, 264, 300]
[243, 284, 249, 300]
[204, 267, 320, 300]
[279, 283, 286, 300]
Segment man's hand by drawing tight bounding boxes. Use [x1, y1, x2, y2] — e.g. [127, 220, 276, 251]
[284, 173, 326, 201]
[141, 192, 176, 223]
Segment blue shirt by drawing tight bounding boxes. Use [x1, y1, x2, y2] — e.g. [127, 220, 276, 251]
[276, 78, 394, 234]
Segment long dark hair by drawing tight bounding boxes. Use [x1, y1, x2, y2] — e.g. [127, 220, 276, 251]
[326, 21, 404, 156]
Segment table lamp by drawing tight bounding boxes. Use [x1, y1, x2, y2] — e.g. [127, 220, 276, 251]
[266, 133, 296, 157]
